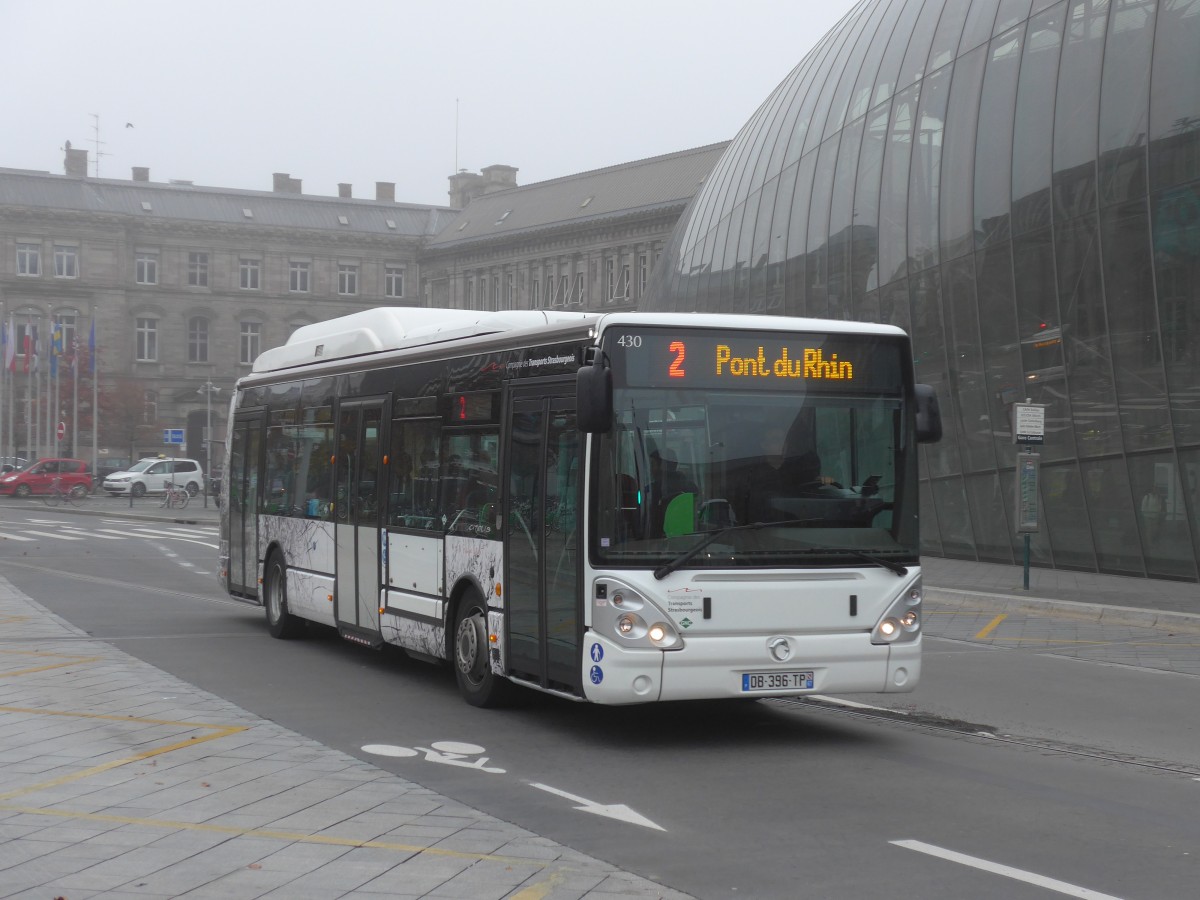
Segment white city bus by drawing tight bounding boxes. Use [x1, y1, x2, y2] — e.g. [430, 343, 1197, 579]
[219, 307, 941, 707]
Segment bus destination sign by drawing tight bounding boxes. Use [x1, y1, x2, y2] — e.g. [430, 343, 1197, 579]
[607, 328, 903, 393]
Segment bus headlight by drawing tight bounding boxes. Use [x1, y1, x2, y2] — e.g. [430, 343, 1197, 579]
[870, 579, 922, 645]
[595, 579, 684, 650]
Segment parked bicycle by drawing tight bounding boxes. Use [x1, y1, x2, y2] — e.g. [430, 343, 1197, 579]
[160, 480, 191, 510]
[43, 475, 90, 508]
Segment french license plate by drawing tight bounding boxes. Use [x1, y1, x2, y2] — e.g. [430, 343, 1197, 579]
[742, 671, 814, 692]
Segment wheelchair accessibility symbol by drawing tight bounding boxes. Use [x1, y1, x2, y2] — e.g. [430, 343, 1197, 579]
[590, 665, 604, 685]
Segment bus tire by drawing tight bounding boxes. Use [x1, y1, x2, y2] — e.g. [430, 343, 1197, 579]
[264, 552, 304, 639]
[453, 592, 511, 708]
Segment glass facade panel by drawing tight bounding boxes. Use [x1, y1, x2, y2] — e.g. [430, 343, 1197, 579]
[1099, 201, 1171, 449]
[939, 47, 988, 261]
[1053, 0, 1109, 221]
[878, 85, 920, 285]
[1097, 0, 1157, 206]
[1040, 462, 1097, 569]
[973, 25, 1024, 248]
[908, 65, 951, 271]
[931, 476, 975, 556]
[646, 0, 1200, 582]
[1080, 457, 1143, 574]
[1148, 0, 1200, 190]
[1011, 3, 1065, 235]
[966, 471, 1015, 561]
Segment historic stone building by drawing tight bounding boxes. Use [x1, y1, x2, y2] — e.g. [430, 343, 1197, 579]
[1, 143, 726, 469]
[422, 144, 728, 313]
[0, 147, 454, 464]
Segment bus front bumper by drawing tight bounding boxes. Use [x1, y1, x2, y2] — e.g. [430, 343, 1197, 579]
[581, 632, 919, 705]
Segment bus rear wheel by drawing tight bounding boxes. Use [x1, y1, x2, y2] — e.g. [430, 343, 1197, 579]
[453, 593, 511, 708]
[264, 553, 304, 639]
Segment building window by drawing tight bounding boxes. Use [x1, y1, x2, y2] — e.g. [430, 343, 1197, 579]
[17, 242, 40, 276]
[56, 313, 77, 358]
[639, 254, 648, 297]
[239, 258, 260, 290]
[188, 252, 209, 287]
[188, 316, 209, 363]
[506, 273, 514, 306]
[338, 264, 358, 296]
[54, 245, 78, 278]
[572, 273, 585, 306]
[531, 277, 540, 309]
[465, 278, 474, 308]
[385, 265, 405, 298]
[240, 321, 261, 364]
[135, 317, 158, 361]
[492, 275, 500, 309]
[143, 390, 158, 423]
[135, 252, 158, 285]
[289, 261, 310, 293]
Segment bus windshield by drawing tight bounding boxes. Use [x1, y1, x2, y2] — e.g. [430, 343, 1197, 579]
[591, 328, 919, 570]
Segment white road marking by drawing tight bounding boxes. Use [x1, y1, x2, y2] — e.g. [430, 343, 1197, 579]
[16, 530, 83, 541]
[0, 531, 36, 542]
[61, 529, 125, 540]
[891, 840, 1125, 899]
[530, 783, 666, 831]
[811, 694, 905, 713]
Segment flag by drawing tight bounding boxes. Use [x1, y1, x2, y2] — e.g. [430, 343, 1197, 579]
[88, 318, 96, 374]
[23, 331, 32, 374]
[1, 320, 12, 373]
[50, 319, 60, 377]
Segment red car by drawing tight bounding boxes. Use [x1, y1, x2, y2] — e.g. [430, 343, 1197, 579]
[0, 458, 94, 497]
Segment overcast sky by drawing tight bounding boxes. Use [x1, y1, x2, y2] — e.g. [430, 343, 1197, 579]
[4, 0, 860, 207]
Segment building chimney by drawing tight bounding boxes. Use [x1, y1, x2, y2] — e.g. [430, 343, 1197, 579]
[64, 144, 88, 178]
[338, 183, 352, 198]
[272, 172, 302, 194]
[481, 164, 518, 190]
[375, 182, 395, 202]
[132, 167, 150, 182]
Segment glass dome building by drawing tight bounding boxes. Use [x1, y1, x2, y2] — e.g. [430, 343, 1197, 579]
[645, 0, 1200, 580]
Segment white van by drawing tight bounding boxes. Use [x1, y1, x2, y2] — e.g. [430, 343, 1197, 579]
[102, 457, 205, 497]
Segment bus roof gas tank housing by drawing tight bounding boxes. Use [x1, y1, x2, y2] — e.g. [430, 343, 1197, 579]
[252, 307, 598, 373]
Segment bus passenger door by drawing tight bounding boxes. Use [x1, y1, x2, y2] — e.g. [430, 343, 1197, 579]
[504, 386, 582, 695]
[227, 412, 262, 598]
[334, 398, 386, 643]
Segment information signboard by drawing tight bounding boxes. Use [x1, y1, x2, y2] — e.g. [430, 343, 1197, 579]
[1016, 451, 1040, 533]
[1012, 403, 1046, 445]
[163, 428, 184, 445]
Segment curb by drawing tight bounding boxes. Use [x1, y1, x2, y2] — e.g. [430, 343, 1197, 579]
[925, 586, 1200, 634]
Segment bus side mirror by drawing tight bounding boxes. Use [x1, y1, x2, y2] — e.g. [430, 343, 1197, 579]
[915, 384, 942, 444]
[577, 362, 612, 433]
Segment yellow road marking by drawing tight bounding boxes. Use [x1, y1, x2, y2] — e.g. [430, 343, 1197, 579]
[0, 802, 551, 865]
[974, 614, 1007, 640]
[0, 649, 104, 677]
[0, 704, 248, 801]
[510, 872, 564, 898]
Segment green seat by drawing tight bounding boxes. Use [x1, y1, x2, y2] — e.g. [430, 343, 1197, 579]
[662, 492, 695, 537]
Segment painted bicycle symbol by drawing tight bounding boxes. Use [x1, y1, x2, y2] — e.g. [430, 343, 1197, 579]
[361, 740, 505, 774]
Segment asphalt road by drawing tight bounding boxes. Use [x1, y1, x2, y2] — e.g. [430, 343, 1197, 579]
[2, 504, 1197, 899]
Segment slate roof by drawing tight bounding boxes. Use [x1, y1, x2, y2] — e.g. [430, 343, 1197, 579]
[0, 168, 456, 238]
[427, 143, 730, 249]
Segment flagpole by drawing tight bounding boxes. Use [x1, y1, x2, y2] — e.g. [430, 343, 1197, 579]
[72, 336, 79, 459]
[91, 309, 98, 476]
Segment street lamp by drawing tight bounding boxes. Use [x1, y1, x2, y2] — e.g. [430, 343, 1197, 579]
[197, 381, 220, 508]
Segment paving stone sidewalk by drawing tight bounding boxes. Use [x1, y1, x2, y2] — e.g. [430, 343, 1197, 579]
[0, 579, 691, 900]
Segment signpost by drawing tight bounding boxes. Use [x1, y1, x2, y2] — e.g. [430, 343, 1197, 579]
[1012, 402, 1047, 590]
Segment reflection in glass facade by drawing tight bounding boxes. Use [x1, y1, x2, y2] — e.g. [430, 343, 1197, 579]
[645, 0, 1200, 581]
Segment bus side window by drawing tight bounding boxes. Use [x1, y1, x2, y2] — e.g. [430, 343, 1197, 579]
[296, 405, 334, 520]
[439, 430, 498, 536]
[389, 418, 439, 529]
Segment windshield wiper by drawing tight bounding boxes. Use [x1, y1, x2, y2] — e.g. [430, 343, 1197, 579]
[653, 519, 820, 580]
[796, 543, 909, 577]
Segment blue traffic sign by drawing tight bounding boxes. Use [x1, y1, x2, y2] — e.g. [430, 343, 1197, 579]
[163, 428, 184, 444]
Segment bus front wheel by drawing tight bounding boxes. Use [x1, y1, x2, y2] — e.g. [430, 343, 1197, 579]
[264, 553, 304, 639]
[453, 593, 511, 708]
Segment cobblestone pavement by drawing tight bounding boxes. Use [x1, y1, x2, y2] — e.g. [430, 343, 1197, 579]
[0, 581, 691, 900]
